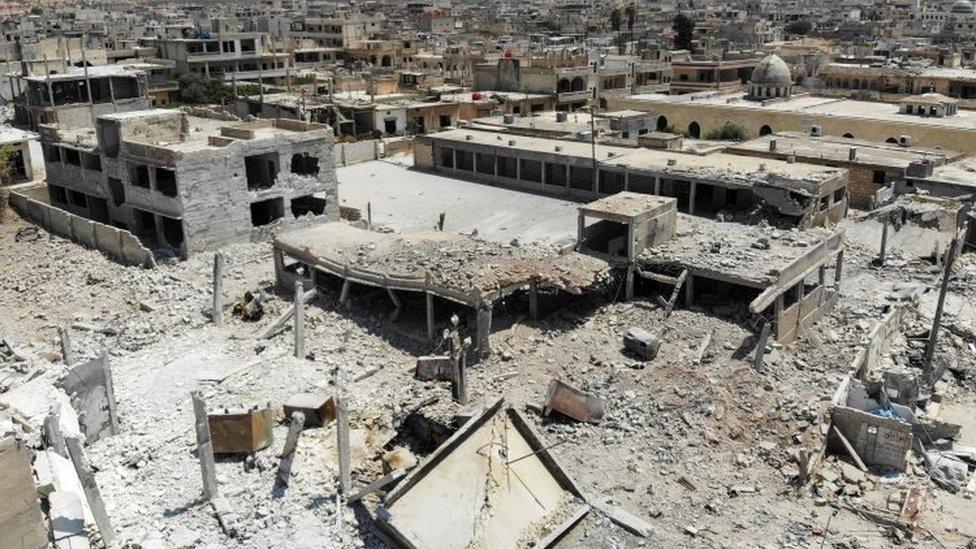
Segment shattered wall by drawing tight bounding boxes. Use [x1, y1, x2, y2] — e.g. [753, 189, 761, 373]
[0, 436, 48, 549]
[57, 354, 119, 445]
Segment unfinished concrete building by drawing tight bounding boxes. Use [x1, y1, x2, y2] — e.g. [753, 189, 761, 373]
[576, 193, 845, 343]
[416, 128, 849, 228]
[13, 65, 152, 130]
[39, 108, 338, 257]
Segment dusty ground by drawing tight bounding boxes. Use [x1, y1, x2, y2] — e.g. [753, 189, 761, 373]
[1, 190, 975, 548]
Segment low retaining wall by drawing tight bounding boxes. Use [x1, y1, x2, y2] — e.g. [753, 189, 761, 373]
[8, 185, 155, 268]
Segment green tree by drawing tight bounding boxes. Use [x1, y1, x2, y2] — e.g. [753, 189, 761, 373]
[625, 4, 638, 54]
[704, 121, 747, 141]
[0, 144, 18, 223]
[785, 20, 812, 35]
[178, 73, 234, 104]
[672, 14, 695, 51]
[609, 8, 622, 33]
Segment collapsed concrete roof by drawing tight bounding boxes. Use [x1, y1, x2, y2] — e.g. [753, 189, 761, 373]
[378, 399, 589, 548]
[274, 222, 612, 307]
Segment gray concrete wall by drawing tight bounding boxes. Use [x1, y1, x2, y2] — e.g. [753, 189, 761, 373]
[0, 436, 48, 549]
[9, 185, 155, 267]
[58, 354, 117, 445]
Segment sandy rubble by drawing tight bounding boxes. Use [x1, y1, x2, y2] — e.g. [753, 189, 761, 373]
[1, 209, 975, 548]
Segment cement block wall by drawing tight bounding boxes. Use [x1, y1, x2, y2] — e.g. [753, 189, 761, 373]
[9, 185, 155, 267]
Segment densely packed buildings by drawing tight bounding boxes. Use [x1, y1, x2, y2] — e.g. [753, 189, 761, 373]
[0, 1, 975, 548]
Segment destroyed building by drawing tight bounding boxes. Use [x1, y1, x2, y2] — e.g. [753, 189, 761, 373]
[416, 128, 849, 228]
[37, 108, 339, 257]
[13, 65, 152, 130]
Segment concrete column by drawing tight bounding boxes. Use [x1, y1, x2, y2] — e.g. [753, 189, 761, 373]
[58, 326, 75, 365]
[834, 250, 844, 286]
[277, 411, 305, 486]
[688, 181, 697, 215]
[191, 391, 219, 501]
[339, 279, 351, 308]
[426, 292, 435, 341]
[625, 264, 635, 301]
[493, 154, 498, 182]
[476, 305, 492, 355]
[335, 396, 351, 495]
[654, 176, 661, 195]
[472, 151, 477, 174]
[623, 171, 630, 192]
[66, 437, 114, 546]
[879, 221, 889, 266]
[107, 76, 116, 106]
[516, 158, 522, 182]
[684, 274, 695, 306]
[540, 161, 547, 188]
[452, 148, 457, 173]
[293, 280, 305, 359]
[212, 252, 225, 326]
[204, 62, 211, 78]
[577, 212, 586, 244]
[273, 248, 285, 290]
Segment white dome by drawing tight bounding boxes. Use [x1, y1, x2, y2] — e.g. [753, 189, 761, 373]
[750, 54, 793, 86]
[951, 0, 974, 13]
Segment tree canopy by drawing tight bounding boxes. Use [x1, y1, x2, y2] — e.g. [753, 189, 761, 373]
[672, 14, 694, 50]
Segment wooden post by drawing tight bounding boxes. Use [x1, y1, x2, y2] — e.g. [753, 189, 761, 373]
[335, 396, 351, 495]
[923, 238, 958, 374]
[277, 412, 305, 486]
[293, 280, 305, 359]
[65, 437, 114, 546]
[212, 252, 225, 326]
[191, 391, 219, 501]
[58, 326, 75, 365]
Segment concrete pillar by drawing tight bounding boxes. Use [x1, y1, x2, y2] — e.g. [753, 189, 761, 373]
[335, 396, 351, 495]
[834, 250, 844, 286]
[623, 171, 630, 192]
[472, 151, 477, 174]
[426, 292, 435, 341]
[688, 181, 697, 215]
[625, 264, 635, 301]
[293, 280, 305, 358]
[107, 76, 116, 106]
[476, 305, 492, 354]
[516, 158, 522, 182]
[191, 392, 219, 501]
[879, 221, 889, 266]
[493, 154, 498, 182]
[273, 248, 285, 290]
[212, 252, 225, 326]
[577, 212, 586, 244]
[452, 148, 457, 173]
[277, 411, 305, 486]
[684, 274, 695, 306]
[204, 62, 210, 78]
[653, 176, 661, 195]
[540, 161, 547, 188]
[65, 436, 114, 546]
[58, 326, 75, 365]
[339, 279, 351, 308]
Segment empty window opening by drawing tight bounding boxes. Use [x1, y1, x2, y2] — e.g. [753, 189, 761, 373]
[291, 153, 320, 175]
[68, 189, 87, 208]
[161, 216, 185, 247]
[580, 218, 629, 257]
[43, 144, 60, 162]
[872, 170, 886, 185]
[782, 283, 801, 309]
[438, 147, 455, 168]
[545, 163, 567, 187]
[88, 197, 110, 224]
[569, 165, 594, 191]
[599, 170, 625, 194]
[475, 152, 494, 175]
[63, 148, 81, 166]
[50, 185, 67, 204]
[82, 152, 101, 171]
[456, 150, 474, 171]
[520, 159, 543, 182]
[497, 155, 517, 178]
[833, 187, 846, 203]
[135, 210, 157, 242]
[439, 114, 452, 128]
[384, 118, 397, 134]
[245, 152, 279, 190]
[250, 197, 285, 226]
[131, 164, 150, 188]
[155, 167, 177, 197]
[291, 194, 327, 217]
[108, 177, 125, 206]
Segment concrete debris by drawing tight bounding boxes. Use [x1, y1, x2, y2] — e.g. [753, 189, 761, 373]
[543, 379, 606, 424]
[381, 446, 418, 474]
[208, 405, 274, 455]
[414, 355, 453, 381]
[623, 327, 661, 360]
[282, 393, 335, 428]
[232, 291, 266, 321]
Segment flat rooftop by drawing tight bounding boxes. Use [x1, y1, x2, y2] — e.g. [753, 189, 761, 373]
[337, 160, 580, 247]
[914, 156, 976, 190]
[639, 214, 839, 288]
[430, 128, 845, 191]
[274, 222, 610, 306]
[625, 92, 976, 131]
[727, 131, 963, 170]
[23, 64, 146, 82]
[470, 111, 605, 135]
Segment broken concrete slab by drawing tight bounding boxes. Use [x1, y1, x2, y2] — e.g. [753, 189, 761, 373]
[49, 491, 90, 549]
[543, 379, 606, 424]
[0, 436, 48, 549]
[57, 353, 119, 444]
[348, 468, 406, 504]
[378, 399, 588, 549]
[33, 450, 95, 525]
[208, 405, 273, 455]
[623, 327, 661, 360]
[282, 393, 335, 428]
[414, 355, 453, 381]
